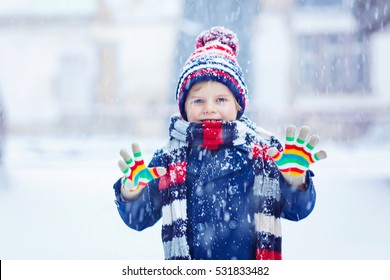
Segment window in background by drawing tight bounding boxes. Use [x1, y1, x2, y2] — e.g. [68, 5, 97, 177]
[296, 33, 370, 95]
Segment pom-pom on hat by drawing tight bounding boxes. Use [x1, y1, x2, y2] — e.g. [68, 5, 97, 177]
[176, 26, 248, 121]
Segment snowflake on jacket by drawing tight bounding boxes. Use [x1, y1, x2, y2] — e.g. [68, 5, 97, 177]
[113, 115, 316, 260]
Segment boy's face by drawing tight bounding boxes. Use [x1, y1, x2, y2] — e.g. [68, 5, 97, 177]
[184, 81, 239, 123]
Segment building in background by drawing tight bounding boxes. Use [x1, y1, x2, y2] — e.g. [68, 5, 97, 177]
[0, 0, 389, 141]
[0, 85, 5, 163]
[0, 0, 181, 137]
[352, 0, 390, 34]
[252, 0, 390, 141]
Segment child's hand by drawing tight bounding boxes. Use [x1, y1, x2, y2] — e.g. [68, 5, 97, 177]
[267, 125, 327, 189]
[118, 143, 166, 200]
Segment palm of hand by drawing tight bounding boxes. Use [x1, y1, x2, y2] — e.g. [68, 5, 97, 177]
[267, 125, 327, 187]
[118, 143, 166, 200]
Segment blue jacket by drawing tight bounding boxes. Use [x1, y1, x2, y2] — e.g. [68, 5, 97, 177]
[113, 143, 316, 260]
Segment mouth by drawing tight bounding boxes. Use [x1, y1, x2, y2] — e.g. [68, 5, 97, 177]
[201, 119, 221, 123]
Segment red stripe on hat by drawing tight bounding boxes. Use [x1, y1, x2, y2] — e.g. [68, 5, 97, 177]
[179, 68, 245, 104]
[189, 48, 237, 65]
[190, 43, 236, 60]
[158, 162, 187, 190]
[189, 50, 236, 65]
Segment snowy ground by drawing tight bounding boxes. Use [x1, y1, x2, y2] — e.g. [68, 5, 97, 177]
[0, 133, 389, 260]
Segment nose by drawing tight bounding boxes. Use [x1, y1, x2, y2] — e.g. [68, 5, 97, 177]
[203, 101, 216, 114]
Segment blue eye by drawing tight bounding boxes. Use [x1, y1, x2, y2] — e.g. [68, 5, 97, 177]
[193, 99, 203, 104]
[217, 97, 227, 103]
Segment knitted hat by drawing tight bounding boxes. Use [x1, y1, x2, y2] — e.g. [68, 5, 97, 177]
[176, 26, 248, 121]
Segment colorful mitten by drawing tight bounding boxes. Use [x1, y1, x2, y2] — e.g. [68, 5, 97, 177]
[118, 143, 166, 201]
[267, 125, 327, 188]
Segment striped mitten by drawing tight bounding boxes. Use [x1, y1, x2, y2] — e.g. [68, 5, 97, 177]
[267, 125, 327, 188]
[118, 143, 166, 201]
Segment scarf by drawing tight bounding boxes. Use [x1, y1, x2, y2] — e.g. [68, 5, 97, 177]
[158, 114, 282, 260]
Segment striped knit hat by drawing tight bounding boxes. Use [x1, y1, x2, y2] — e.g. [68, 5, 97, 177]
[176, 26, 248, 121]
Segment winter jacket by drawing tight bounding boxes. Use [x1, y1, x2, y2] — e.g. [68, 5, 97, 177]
[113, 127, 316, 260]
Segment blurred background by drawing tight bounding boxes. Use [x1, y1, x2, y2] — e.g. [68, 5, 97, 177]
[0, 0, 389, 260]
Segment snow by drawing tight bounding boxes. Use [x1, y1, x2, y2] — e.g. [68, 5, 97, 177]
[0, 133, 389, 260]
[283, 139, 390, 259]
[0, 0, 389, 265]
[0, 134, 165, 260]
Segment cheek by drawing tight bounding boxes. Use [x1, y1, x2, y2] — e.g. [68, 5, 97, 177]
[222, 104, 239, 119]
[185, 104, 201, 120]
[185, 102, 194, 114]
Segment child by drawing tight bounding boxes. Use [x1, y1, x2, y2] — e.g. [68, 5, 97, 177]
[113, 26, 327, 260]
